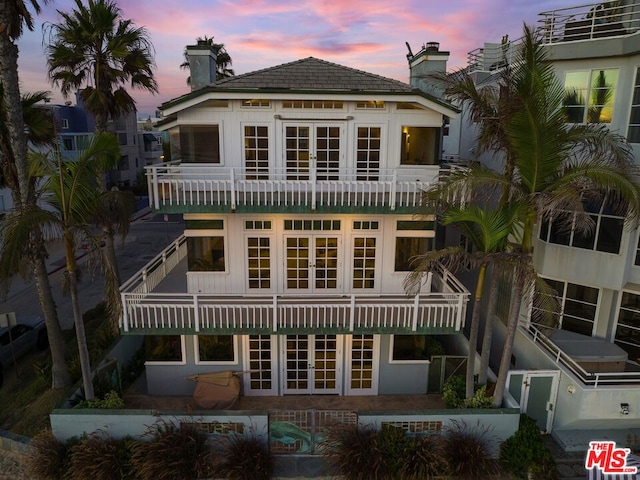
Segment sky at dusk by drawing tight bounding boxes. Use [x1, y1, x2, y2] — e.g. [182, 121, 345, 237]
[16, 0, 583, 116]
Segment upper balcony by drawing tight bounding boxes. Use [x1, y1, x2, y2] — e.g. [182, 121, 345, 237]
[468, 0, 640, 73]
[119, 236, 470, 336]
[146, 162, 440, 215]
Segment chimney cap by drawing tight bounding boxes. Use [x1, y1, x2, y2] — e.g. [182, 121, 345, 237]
[425, 42, 440, 52]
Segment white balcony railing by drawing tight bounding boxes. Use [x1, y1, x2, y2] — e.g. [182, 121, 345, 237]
[119, 236, 469, 335]
[528, 326, 640, 387]
[146, 163, 439, 211]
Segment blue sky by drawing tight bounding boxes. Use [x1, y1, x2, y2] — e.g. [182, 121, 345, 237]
[16, 0, 582, 116]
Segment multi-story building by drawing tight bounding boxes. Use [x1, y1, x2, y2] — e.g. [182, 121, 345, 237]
[120, 44, 471, 399]
[446, 0, 640, 448]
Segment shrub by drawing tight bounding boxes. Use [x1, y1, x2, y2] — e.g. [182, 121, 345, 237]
[442, 420, 498, 479]
[324, 425, 383, 480]
[215, 435, 273, 480]
[68, 432, 133, 480]
[74, 390, 125, 409]
[500, 414, 557, 479]
[400, 434, 448, 480]
[26, 430, 69, 480]
[130, 420, 213, 480]
[442, 375, 466, 408]
[376, 424, 414, 475]
[462, 384, 494, 409]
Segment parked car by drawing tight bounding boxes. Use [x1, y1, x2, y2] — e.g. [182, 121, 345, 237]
[0, 315, 48, 387]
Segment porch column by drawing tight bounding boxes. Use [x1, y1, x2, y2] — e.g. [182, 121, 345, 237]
[349, 295, 356, 332]
[151, 167, 159, 210]
[390, 171, 397, 211]
[455, 295, 465, 330]
[412, 295, 420, 331]
[230, 169, 237, 211]
[121, 293, 129, 332]
[193, 294, 200, 332]
[272, 295, 278, 332]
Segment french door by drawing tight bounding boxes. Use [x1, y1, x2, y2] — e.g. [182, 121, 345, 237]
[283, 334, 343, 394]
[284, 124, 342, 180]
[285, 235, 340, 292]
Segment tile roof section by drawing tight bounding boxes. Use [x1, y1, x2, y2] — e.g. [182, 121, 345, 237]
[211, 57, 414, 92]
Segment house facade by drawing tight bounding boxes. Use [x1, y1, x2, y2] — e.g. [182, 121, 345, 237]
[121, 48, 471, 398]
[445, 0, 640, 439]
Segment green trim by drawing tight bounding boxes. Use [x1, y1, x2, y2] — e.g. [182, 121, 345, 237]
[184, 219, 224, 229]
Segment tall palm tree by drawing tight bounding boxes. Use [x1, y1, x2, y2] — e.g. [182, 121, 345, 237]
[428, 25, 640, 407]
[46, 0, 157, 323]
[3, 133, 122, 400]
[180, 35, 234, 84]
[0, 82, 71, 389]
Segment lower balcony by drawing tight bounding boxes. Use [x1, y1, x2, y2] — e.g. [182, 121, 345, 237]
[119, 236, 469, 336]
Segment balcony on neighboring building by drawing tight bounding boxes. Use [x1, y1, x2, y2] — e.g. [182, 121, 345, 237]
[145, 162, 442, 214]
[119, 236, 470, 336]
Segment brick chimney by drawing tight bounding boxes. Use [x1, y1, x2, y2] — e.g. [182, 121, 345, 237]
[407, 41, 449, 98]
[186, 40, 217, 91]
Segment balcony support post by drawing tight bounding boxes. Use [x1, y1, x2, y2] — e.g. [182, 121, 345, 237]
[426, 271, 433, 293]
[412, 295, 420, 331]
[311, 167, 317, 211]
[390, 171, 397, 211]
[349, 295, 356, 332]
[121, 293, 129, 332]
[193, 294, 200, 332]
[273, 295, 278, 332]
[456, 295, 465, 330]
[152, 167, 159, 210]
[230, 169, 237, 211]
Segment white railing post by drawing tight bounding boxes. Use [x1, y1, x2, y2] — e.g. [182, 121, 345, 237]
[230, 169, 237, 211]
[311, 167, 317, 210]
[273, 295, 278, 332]
[390, 171, 397, 211]
[412, 295, 420, 331]
[193, 294, 200, 332]
[162, 252, 167, 278]
[456, 295, 465, 330]
[152, 167, 160, 210]
[121, 293, 129, 332]
[349, 295, 356, 332]
[425, 271, 433, 293]
[142, 270, 148, 294]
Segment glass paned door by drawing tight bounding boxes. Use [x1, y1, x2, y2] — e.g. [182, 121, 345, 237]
[345, 334, 379, 395]
[243, 335, 278, 396]
[286, 236, 340, 292]
[284, 124, 342, 180]
[283, 335, 342, 394]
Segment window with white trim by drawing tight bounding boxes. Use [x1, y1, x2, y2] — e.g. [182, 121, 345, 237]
[616, 292, 640, 360]
[356, 100, 384, 109]
[244, 125, 269, 179]
[394, 220, 435, 272]
[145, 336, 185, 363]
[390, 335, 440, 363]
[195, 335, 237, 364]
[353, 237, 376, 289]
[400, 126, 440, 165]
[242, 99, 270, 108]
[356, 126, 381, 180]
[247, 237, 271, 289]
[629, 68, 640, 143]
[172, 125, 221, 163]
[61, 118, 69, 129]
[533, 278, 598, 336]
[282, 100, 343, 109]
[563, 69, 618, 123]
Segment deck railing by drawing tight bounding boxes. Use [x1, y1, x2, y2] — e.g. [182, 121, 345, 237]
[146, 163, 438, 211]
[119, 236, 469, 335]
[528, 326, 640, 387]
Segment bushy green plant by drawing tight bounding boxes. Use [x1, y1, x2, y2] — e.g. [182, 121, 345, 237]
[26, 429, 69, 480]
[130, 420, 213, 480]
[400, 434, 447, 480]
[215, 435, 272, 480]
[376, 425, 413, 475]
[68, 432, 133, 480]
[462, 384, 494, 409]
[443, 420, 498, 479]
[75, 390, 125, 409]
[324, 425, 382, 480]
[500, 415, 557, 479]
[443, 374, 466, 408]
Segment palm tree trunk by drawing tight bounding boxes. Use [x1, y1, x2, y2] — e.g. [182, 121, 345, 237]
[32, 254, 71, 388]
[479, 267, 500, 385]
[66, 238, 94, 400]
[0, 36, 28, 207]
[492, 271, 524, 407]
[465, 263, 487, 399]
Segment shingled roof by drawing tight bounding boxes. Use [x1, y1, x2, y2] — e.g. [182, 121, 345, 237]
[212, 57, 414, 92]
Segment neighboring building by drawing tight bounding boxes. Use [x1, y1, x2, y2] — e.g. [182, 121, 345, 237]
[446, 0, 640, 444]
[120, 45, 471, 398]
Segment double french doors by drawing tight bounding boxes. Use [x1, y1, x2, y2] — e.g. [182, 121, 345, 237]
[284, 124, 342, 180]
[283, 334, 342, 394]
[285, 235, 340, 292]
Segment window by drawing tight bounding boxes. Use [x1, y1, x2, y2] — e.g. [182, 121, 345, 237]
[539, 201, 624, 254]
[356, 100, 384, 109]
[62, 138, 73, 151]
[353, 237, 376, 289]
[61, 118, 69, 129]
[533, 278, 599, 336]
[400, 126, 440, 165]
[635, 234, 640, 266]
[353, 220, 379, 230]
[245, 220, 272, 230]
[118, 156, 129, 171]
[397, 220, 435, 230]
[175, 125, 221, 163]
[356, 127, 381, 180]
[282, 100, 343, 109]
[247, 237, 271, 289]
[187, 236, 225, 271]
[628, 68, 640, 143]
[145, 336, 184, 363]
[244, 126, 269, 179]
[390, 335, 440, 362]
[395, 237, 432, 271]
[284, 219, 340, 231]
[118, 132, 128, 145]
[563, 69, 618, 123]
[616, 292, 640, 360]
[185, 219, 224, 230]
[195, 335, 236, 363]
[242, 99, 270, 108]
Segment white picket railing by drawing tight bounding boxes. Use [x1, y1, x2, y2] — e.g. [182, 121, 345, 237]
[119, 236, 469, 335]
[145, 163, 439, 211]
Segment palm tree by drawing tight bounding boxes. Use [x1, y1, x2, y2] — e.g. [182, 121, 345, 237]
[0, 83, 72, 389]
[180, 35, 234, 84]
[46, 0, 157, 323]
[428, 25, 640, 407]
[3, 133, 122, 400]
